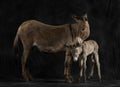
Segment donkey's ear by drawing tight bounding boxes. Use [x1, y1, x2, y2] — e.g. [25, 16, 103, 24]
[82, 14, 88, 21]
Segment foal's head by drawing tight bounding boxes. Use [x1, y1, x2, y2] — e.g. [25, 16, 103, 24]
[71, 46, 82, 62]
[66, 43, 83, 62]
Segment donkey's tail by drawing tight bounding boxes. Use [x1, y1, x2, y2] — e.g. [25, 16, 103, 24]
[13, 31, 20, 57]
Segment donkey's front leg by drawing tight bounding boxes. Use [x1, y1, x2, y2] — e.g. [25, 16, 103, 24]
[64, 51, 73, 83]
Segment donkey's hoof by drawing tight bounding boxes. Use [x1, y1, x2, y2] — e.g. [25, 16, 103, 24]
[65, 76, 73, 83]
[65, 79, 73, 83]
[23, 76, 32, 82]
[28, 75, 33, 81]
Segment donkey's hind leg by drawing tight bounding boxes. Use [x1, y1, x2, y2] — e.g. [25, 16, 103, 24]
[21, 47, 32, 81]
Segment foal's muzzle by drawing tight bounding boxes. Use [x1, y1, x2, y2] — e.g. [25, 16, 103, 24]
[75, 37, 83, 46]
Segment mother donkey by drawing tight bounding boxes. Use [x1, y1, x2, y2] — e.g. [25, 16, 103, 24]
[13, 14, 90, 83]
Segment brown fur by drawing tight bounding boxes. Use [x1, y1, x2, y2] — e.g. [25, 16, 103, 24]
[13, 14, 90, 82]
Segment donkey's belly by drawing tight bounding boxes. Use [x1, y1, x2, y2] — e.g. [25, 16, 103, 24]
[33, 42, 65, 53]
[41, 46, 64, 52]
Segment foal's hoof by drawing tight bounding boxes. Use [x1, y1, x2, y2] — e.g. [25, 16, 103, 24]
[98, 79, 102, 83]
[73, 78, 80, 83]
[88, 76, 93, 80]
[76, 76, 86, 83]
[83, 78, 87, 83]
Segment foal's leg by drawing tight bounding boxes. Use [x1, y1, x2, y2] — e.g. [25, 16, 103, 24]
[94, 52, 101, 81]
[80, 59, 83, 78]
[88, 54, 95, 79]
[64, 50, 73, 83]
[82, 54, 87, 82]
[77, 58, 84, 82]
[21, 47, 32, 81]
[78, 58, 84, 81]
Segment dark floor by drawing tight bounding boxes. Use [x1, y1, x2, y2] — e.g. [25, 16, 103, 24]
[0, 79, 120, 87]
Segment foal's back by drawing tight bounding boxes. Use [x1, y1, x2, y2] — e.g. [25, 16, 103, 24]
[83, 40, 99, 55]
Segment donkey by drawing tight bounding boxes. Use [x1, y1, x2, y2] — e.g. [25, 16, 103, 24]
[13, 14, 90, 83]
[71, 40, 101, 82]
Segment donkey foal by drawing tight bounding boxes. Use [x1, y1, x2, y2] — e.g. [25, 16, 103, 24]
[71, 40, 101, 82]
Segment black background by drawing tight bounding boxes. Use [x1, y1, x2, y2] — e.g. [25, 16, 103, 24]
[0, 0, 119, 81]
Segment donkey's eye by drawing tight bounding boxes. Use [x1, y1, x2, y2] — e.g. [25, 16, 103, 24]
[81, 28, 85, 31]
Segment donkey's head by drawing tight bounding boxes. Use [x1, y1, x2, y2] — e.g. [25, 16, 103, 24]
[72, 14, 90, 41]
[72, 14, 88, 22]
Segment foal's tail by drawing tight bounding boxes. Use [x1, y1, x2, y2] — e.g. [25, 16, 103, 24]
[13, 30, 20, 57]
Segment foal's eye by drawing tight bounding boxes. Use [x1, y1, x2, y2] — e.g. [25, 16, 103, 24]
[73, 45, 76, 48]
